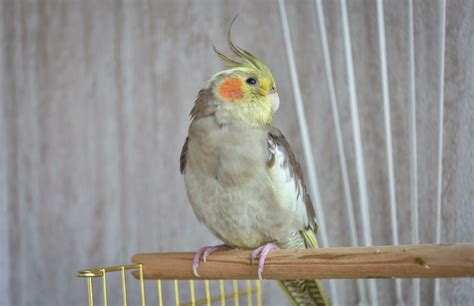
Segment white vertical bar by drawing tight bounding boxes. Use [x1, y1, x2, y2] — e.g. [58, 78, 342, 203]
[0, 0, 9, 302]
[0, 59, 10, 306]
[339, 0, 378, 305]
[375, 1, 403, 305]
[434, 0, 446, 305]
[313, 0, 367, 304]
[408, 0, 420, 305]
[277, 1, 338, 304]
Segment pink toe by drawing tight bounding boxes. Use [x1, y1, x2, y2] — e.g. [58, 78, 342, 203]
[192, 244, 231, 277]
[202, 247, 215, 263]
[254, 243, 279, 279]
[251, 245, 265, 256]
[203, 245, 231, 262]
[250, 245, 265, 264]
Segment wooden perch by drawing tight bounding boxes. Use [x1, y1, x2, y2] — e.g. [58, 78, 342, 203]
[132, 243, 474, 280]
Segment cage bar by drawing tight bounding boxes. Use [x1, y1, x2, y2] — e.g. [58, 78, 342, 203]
[101, 269, 108, 306]
[219, 280, 226, 306]
[375, 0, 404, 304]
[189, 280, 196, 306]
[87, 277, 94, 306]
[407, 0, 420, 305]
[277, 0, 337, 303]
[313, 0, 366, 304]
[232, 280, 239, 306]
[245, 280, 252, 306]
[434, 0, 447, 304]
[120, 266, 127, 306]
[174, 280, 180, 306]
[157, 280, 163, 306]
[204, 280, 211, 306]
[339, 0, 379, 304]
[255, 281, 262, 306]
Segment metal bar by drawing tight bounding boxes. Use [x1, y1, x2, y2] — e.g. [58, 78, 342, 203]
[339, 0, 378, 304]
[255, 281, 262, 306]
[76, 263, 143, 278]
[232, 280, 239, 306]
[434, 0, 447, 304]
[277, 0, 337, 303]
[246, 280, 252, 306]
[181, 287, 258, 306]
[174, 280, 180, 306]
[139, 264, 146, 306]
[120, 266, 128, 306]
[205, 280, 211, 306]
[101, 269, 108, 306]
[375, 0, 403, 304]
[157, 280, 163, 306]
[313, 0, 366, 303]
[219, 280, 226, 306]
[189, 280, 196, 306]
[408, 0, 420, 305]
[87, 277, 94, 306]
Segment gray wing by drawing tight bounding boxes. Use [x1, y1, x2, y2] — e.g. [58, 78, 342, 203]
[267, 127, 318, 231]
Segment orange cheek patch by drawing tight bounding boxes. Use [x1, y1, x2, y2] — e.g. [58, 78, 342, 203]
[218, 77, 244, 101]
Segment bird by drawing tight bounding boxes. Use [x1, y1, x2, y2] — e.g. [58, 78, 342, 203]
[179, 20, 331, 306]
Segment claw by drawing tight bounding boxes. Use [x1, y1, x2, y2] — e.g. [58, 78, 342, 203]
[192, 244, 231, 277]
[192, 262, 200, 278]
[250, 245, 266, 265]
[250, 243, 279, 280]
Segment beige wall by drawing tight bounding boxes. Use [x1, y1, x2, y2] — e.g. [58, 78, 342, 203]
[1, 0, 472, 305]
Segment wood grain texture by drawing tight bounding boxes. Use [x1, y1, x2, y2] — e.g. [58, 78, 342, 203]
[131, 244, 474, 280]
[1, 0, 472, 305]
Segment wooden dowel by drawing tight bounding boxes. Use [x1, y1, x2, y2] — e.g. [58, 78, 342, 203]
[131, 244, 474, 280]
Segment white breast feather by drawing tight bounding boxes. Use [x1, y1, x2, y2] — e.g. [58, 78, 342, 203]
[268, 141, 309, 228]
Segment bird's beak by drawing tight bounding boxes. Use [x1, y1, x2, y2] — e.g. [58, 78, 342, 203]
[269, 92, 280, 113]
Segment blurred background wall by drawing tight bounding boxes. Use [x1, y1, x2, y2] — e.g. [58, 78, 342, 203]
[1, 0, 472, 305]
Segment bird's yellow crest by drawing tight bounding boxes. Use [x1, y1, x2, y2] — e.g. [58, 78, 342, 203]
[213, 16, 275, 94]
[210, 16, 278, 125]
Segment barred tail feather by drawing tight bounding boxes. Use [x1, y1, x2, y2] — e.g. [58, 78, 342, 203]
[276, 229, 331, 306]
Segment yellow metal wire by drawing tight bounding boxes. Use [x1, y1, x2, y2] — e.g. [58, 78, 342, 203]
[139, 264, 146, 306]
[101, 269, 108, 306]
[233, 280, 239, 306]
[87, 277, 94, 306]
[246, 280, 252, 306]
[78, 263, 262, 306]
[157, 280, 163, 306]
[77, 264, 143, 277]
[219, 280, 226, 306]
[189, 280, 196, 306]
[120, 266, 127, 306]
[205, 280, 211, 306]
[256, 281, 262, 306]
[174, 280, 180, 306]
[181, 284, 258, 306]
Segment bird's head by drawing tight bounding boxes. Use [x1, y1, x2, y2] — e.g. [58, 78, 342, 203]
[191, 21, 279, 126]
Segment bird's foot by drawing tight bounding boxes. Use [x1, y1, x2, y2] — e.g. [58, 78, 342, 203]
[192, 244, 232, 277]
[250, 242, 279, 280]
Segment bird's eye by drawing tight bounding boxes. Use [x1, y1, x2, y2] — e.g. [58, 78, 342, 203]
[246, 78, 257, 85]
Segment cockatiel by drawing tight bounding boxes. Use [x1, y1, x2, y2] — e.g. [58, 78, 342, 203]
[180, 25, 331, 306]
